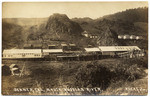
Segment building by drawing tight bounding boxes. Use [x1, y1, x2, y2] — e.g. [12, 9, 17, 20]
[98, 46, 141, 56]
[123, 35, 130, 39]
[61, 43, 68, 50]
[82, 31, 98, 39]
[23, 44, 33, 49]
[2, 49, 42, 59]
[89, 34, 98, 39]
[69, 44, 78, 51]
[33, 44, 42, 49]
[82, 31, 89, 37]
[24, 43, 42, 49]
[48, 45, 57, 49]
[87, 45, 93, 48]
[118, 35, 142, 40]
[118, 35, 123, 39]
[43, 49, 63, 55]
[84, 47, 101, 54]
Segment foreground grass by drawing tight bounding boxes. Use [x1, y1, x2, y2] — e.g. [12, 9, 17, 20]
[2, 58, 148, 95]
[101, 76, 148, 95]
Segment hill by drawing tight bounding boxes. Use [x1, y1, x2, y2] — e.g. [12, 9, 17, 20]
[97, 27, 119, 46]
[2, 18, 48, 26]
[73, 7, 148, 35]
[45, 13, 83, 40]
[101, 7, 148, 23]
[2, 7, 148, 48]
[73, 7, 148, 48]
[72, 17, 100, 35]
[27, 13, 85, 46]
[2, 22, 25, 49]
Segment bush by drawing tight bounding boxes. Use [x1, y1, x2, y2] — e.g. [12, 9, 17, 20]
[75, 59, 146, 92]
[75, 62, 114, 90]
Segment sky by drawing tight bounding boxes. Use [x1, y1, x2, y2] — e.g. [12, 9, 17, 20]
[2, 2, 148, 19]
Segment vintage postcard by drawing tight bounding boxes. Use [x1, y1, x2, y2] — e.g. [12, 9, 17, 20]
[2, 2, 148, 95]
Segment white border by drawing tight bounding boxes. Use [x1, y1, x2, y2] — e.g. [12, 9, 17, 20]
[0, 0, 149, 97]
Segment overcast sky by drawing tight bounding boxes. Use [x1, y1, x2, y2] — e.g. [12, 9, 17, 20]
[2, 2, 148, 19]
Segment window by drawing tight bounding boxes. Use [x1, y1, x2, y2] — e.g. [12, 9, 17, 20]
[8, 55, 12, 57]
[34, 54, 40, 56]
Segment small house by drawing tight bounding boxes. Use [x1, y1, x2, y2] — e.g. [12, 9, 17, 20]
[118, 35, 142, 40]
[89, 34, 98, 39]
[123, 35, 130, 39]
[69, 44, 78, 51]
[82, 31, 89, 37]
[61, 43, 68, 50]
[118, 35, 123, 39]
[33, 44, 42, 49]
[48, 45, 57, 49]
[23, 44, 33, 49]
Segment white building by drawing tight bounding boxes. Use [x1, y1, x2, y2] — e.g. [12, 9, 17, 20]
[98, 46, 141, 52]
[84, 47, 101, 54]
[118, 35, 142, 40]
[98, 46, 141, 56]
[118, 35, 123, 39]
[89, 35, 98, 39]
[2, 49, 42, 59]
[82, 31, 89, 37]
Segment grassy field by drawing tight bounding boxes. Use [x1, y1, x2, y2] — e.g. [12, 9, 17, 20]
[2, 57, 148, 95]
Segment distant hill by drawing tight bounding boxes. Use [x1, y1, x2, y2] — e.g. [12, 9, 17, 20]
[73, 7, 148, 48]
[74, 7, 148, 35]
[2, 22, 24, 49]
[72, 17, 100, 35]
[2, 18, 48, 26]
[2, 7, 148, 49]
[45, 13, 83, 39]
[27, 13, 85, 45]
[101, 7, 148, 23]
[72, 17, 93, 24]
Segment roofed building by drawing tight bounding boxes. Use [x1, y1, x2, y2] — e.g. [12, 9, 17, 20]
[61, 43, 68, 50]
[98, 46, 141, 56]
[23, 44, 33, 49]
[43, 49, 63, 55]
[84, 47, 101, 52]
[48, 45, 58, 49]
[33, 44, 42, 49]
[118, 35, 142, 40]
[82, 31, 89, 37]
[2, 49, 42, 59]
[84, 47, 101, 54]
[69, 44, 78, 51]
[82, 31, 98, 39]
[99, 46, 140, 52]
[89, 34, 98, 39]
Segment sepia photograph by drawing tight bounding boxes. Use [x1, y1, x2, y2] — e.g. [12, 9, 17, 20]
[2, 1, 148, 95]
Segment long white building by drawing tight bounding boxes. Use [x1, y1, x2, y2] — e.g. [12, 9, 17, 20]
[2, 49, 42, 59]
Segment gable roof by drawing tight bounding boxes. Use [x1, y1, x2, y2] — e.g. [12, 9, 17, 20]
[43, 49, 63, 53]
[3, 49, 41, 54]
[98, 46, 141, 52]
[84, 48, 101, 52]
